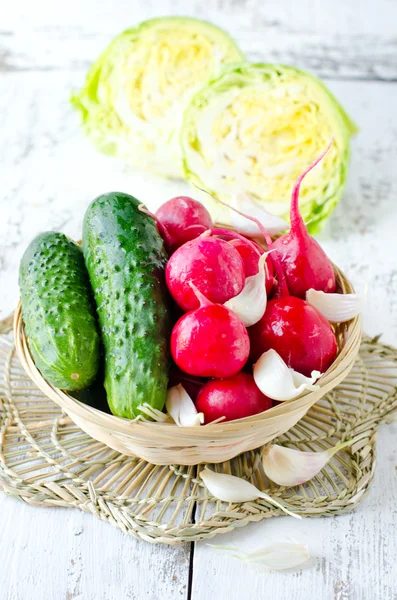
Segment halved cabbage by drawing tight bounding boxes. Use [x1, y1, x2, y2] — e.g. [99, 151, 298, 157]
[71, 17, 244, 178]
[181, 63, 357, 232]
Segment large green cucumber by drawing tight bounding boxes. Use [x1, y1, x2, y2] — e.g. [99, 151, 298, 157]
[19, 232, 100, 390]
[82, 192, 170, 418]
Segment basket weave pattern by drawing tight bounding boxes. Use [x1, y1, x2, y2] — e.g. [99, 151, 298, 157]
[13, 266, 362, 465]
[1, 317, 397, 543]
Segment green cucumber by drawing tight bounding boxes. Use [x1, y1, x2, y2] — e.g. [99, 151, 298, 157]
[19, 232, 100, 390]
[82, 192, 170, 418]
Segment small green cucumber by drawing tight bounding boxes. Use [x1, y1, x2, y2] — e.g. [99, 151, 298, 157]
[82, 192, 170, 419]
[19, 232, 100, 390]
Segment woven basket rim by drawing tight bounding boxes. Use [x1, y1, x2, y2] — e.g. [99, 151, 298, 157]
[14, 264, 362, 437]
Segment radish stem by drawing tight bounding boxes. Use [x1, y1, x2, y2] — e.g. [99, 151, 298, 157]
[194, 187, 290, 297]
[290, 138, 334, 230]
[189, 282, 213, 308]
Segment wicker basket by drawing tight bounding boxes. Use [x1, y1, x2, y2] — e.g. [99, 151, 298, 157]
[14, 265, 362, 465]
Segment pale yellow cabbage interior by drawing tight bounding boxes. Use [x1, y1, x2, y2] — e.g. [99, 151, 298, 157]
[123, 30, 223, 120]
[103, 23, 241, 176]
[184, 79, 344, 218]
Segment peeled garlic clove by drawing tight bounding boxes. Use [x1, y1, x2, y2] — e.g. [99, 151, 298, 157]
[253, 349, 321, 401]
[306, 289, 361, 323]
[200, 467, 300, 518]
[262, 439, 354, 487]
[210, 542, 310, 571]
[166, 384, 204, 426]
[230, 192, 289, 237]
[224, 253, 269, 327]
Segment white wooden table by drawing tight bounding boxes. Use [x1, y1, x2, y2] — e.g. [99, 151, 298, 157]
[1, 1, 397, 598]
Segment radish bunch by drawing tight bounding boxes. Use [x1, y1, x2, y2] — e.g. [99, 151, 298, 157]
[152, 147, 358, 424]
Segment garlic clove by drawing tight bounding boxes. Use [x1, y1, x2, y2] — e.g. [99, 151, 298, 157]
[253, 349, 321, 401]
[262, 439, 355, 487]
[200, 467, 264, 502]
[230, 192, 289, 237]
[210, 542, 310, 571]
[224, 252, 269, 326]
[306, 289, 361, 323]
[166, 384, 204, 426]
[200, 467, 300, 518]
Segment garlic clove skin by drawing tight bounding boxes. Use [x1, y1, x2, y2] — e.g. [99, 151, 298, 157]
[166, 384, 204, 426]
[306, 289, 361, 323]
[210, 542, 310, 571]
[244, 542, 310, 570]
[230, 192, 289, 237]
[291, 368, 322, 388]
[262, 439, 354, 487]
[224, 252, 269, 327]
[136, 402, 173, 423]
[200, 467, 300, 518]
[253, 349, 321, 401]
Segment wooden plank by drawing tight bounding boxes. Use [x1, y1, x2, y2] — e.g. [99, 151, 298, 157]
[0, 16, 194, 593]
[1, 0, 397, 80]
[191, 423, 397, 600]
[0, 494, 191, 600]
[190, 76, 397, 599]
[0, 68, 191, 600]
[318, 78, 397, 347]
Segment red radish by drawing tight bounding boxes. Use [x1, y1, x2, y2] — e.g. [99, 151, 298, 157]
[166, 236, 245, 312]
[195, 373, 272, 423]
[138, 204, 174, 251]
[249, 296, 338, 377]
[168, 367, 205, 401]
[272, 143, 336, 298]
[155, 196, 213, 252]
[228, 238, 263, 276]
[171, 286, 250, 378]
[228, 237, 274, 294]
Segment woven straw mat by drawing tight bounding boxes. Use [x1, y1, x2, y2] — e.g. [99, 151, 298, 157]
[1, 315, 396, 544]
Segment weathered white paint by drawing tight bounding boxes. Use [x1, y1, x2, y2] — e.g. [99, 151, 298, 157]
[1, 0, 397, 80]
[192, 423, 397, 600]
[1, 1, 397, 599]
[0, 495, 190, 600]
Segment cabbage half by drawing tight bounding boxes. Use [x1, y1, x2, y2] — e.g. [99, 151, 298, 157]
[180, 63, 358, 232]
[71, 17, 244, 178]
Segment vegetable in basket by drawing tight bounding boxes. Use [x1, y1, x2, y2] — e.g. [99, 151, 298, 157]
[154, 196, 214, 253]
[83, 191, 171, 419]
[196, 373, 272, 423]
[19, 232, 100, 390]
[71, 17, 244, 178]
[166, 235, 245, 311]
[170, 284, 250, 379]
